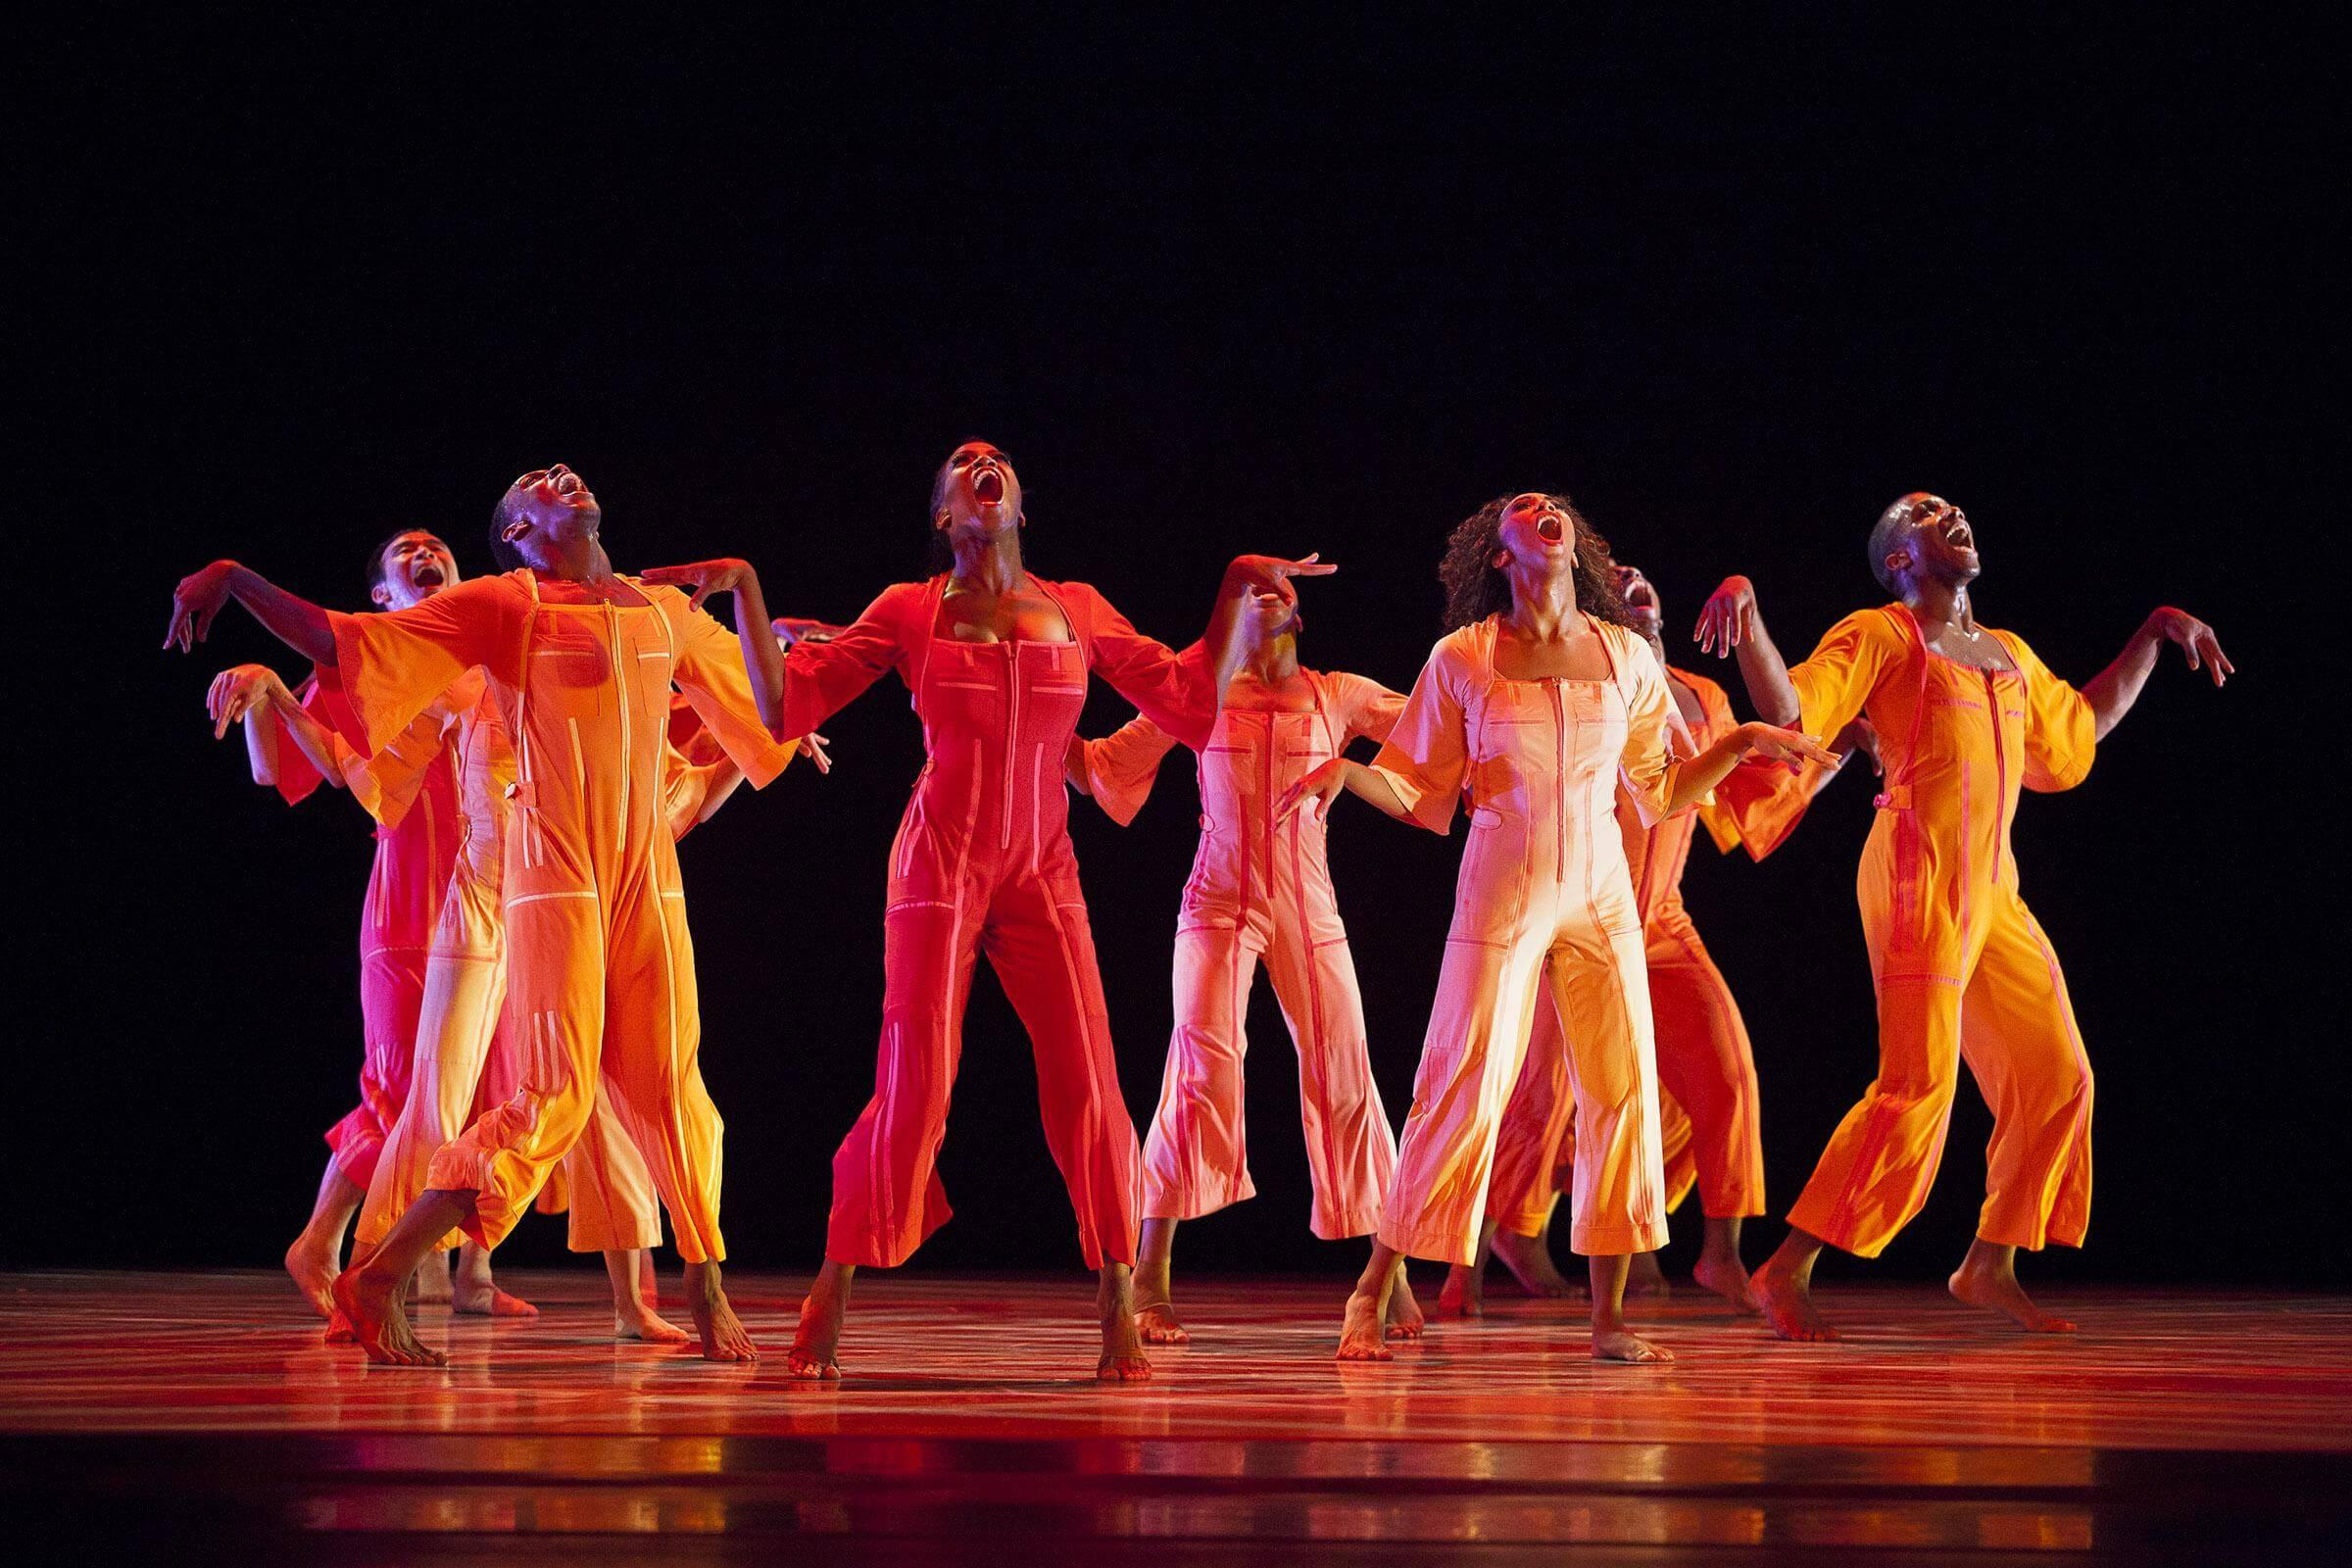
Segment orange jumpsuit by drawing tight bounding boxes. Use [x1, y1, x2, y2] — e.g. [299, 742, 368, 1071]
[326, 569, 795, 1262]
[770, 575, 1218, 1271]
[1079, 669, 1406, 1240]
[1367, 615, 1689, 1264]
[260, 674, 460, 1192]
[1486, 668, 1834, 1236]
[352, 677, 723, 1257]
[1783, 605, 2097, 1257]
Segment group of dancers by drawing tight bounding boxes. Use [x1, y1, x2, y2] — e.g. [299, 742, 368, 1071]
[166, 442, 2230, 1375]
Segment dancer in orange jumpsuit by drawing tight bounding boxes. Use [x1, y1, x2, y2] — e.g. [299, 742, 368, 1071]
[1067, 611, 1419, 1346]
[169, 464, 799, 1365]
[1695, 492, 2231, 1338]
[1288, 494, 1834, 1363]
[201, 529, 467, 1319]
[646, 439, 1325, 1381]
[1446, 564, 1870, 1317]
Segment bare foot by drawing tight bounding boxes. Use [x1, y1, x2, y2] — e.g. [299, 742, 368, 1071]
[1692, 1250, 1760, 1313]
[684, 1266, 758, 1362]
[1435, 1264, 1484, 1319]
[284, 1240, 338, 1320]
[1337, 1290, 1393, 1361]
[330, 1270, 446, 1367]
[1949, 1258, 2077, 1333]
[1492, 1228, 1580, 1297]
[412, 1251, 454, 1305]
[1752, 1256, 1839, 1343]
[616, 1303, 693, 1344]
[788, 1289, 844, 1380]
[1097, 1266, 1153, 1382]
[1386, 1276, 1426, 1341]
[1133, 1300, 1190, 1345]
[1625, 1251, 1672, 1298]
[1592, 1327, 1675, 1364]
[453, 1282, 540, 1318]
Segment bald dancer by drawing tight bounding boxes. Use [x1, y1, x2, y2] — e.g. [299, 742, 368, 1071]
[1696, 492, 2230, 1338]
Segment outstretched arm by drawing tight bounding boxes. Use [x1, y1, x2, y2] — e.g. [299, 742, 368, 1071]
[1205, 555, 1339, 696]
[1279, 758, 1414, 824]
[1692, 576, 1801, 727]
[637, 560, 788, 732]
[208, 664, 348, 789]
[167, 562, 337, 665]
[1664, 722, 1839, 816]
[2081, 608, 2231, 740]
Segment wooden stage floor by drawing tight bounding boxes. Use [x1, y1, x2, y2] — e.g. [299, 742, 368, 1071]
[4, 1269, 2347, 1562]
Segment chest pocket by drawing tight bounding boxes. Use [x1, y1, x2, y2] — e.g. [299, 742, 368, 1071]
[528, 621, 610, 719]
[625, 620, 674, 716]
[1471, 683, 1551, 760]
[1565, 681, 1625, 754]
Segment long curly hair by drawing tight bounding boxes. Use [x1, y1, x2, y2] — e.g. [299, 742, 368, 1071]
[1439, 492, 1631, 630]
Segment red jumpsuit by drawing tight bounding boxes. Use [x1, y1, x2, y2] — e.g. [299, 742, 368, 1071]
[1079, 669, 1406, 1239]
[326, 569, 794, 1263]
[260, 673, 460, 1192]
[771, 575, 1218, 1271]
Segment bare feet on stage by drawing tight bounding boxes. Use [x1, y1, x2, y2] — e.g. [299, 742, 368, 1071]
[1692, 1216, 1759, 1311]
[1097, 1264, 1153, 1382]
[412, 1250, 454, 1305]
[1338, 1249, 1411, 1361]
[1625, 1251, 1672, 1298]
[604, 1248, 688, 1343]
[451, 1244, 536, 1317]
[1436, 1263, 1483, 1318]
[1753, 1230, 1839, 1343]
[1385, 1273, 1425, 1340]
[788, 1260, 853, 1380]
[1130, 1219, 1190, 1344]
[1589, 1253, 1673, 1364]
[1949, 1241, 2077, 1333]
[683, 1260, 758, 1362]
[331, 1261, 446, 1367]
[1492, 1224, 1581, 1298]
[284, 1239, 338, 1321]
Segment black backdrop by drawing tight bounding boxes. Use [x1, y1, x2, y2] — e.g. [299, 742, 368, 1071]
[20, 14, 2337, 1288]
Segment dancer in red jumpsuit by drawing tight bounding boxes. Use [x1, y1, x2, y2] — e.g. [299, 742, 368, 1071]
[646, 440, 1326, 1380]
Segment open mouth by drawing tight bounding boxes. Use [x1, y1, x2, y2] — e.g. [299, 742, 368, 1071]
[1945, 520, 1975, 551]
[972, 467, 1006, 507]
[1536, 514, 1566, 545]
[1621, 576, 1656, 611]
[414, 563, 446, 589]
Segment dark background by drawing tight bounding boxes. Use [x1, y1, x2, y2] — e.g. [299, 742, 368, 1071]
[21, 14, 2336, 1289]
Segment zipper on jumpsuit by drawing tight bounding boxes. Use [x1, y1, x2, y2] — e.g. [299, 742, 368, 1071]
[1550, 682, 1568, 883]
[607, 601, 630, 847]
[1001, 645, 1022, 853]
[1984, 666, 2008, 885]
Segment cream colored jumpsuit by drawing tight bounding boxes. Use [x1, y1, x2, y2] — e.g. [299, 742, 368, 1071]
[1079, 668, 1406, 1239]
[1368, 615, 1686, 1264]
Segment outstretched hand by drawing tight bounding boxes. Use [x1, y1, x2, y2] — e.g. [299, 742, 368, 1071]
[206, 664, 288, 739]
[799, 732, 834, 774]
[641, 560, 752, 611]
[1278, 758, 1349, 822]
[2145, 607, 2232, 687]
[166, 563, 239, 652]
[1692, 576, 1755, 659]
[1228, 553, 1338, 634]
[1738, 722, 1841, 771]
[773, 617, 847, 647]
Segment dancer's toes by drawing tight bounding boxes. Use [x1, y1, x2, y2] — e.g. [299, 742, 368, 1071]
[284, 1243, 338, 1320]
[1592, 1328, 1675, 1364]
[786, 1342, 842, 1380]
[1097, 1350, 1153, 1383]
[687, 1290, 759, 1362]
[616, 1305, 693, 1345]
[1948, 1264, 2077, 1333]
[1385, 1279, 1426, 1341]
[1752, 1265, 1839, 1343]
[1337, 1296, 1394, 1360]
[1692, 1253, 1761, 1313]
[1133, 1302, 1191, 1345]
[332, 1271, 446, 1367]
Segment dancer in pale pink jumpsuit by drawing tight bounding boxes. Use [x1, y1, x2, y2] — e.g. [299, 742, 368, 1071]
[1446, 564, 1870, 1317]
[1069, 611, 1419, 1345]
[646, 439, 1325, 1381]
[1288, 494, 1833, 1363]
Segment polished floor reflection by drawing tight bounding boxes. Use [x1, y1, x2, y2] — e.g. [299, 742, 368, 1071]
[4, 1270, 2347, 1562]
